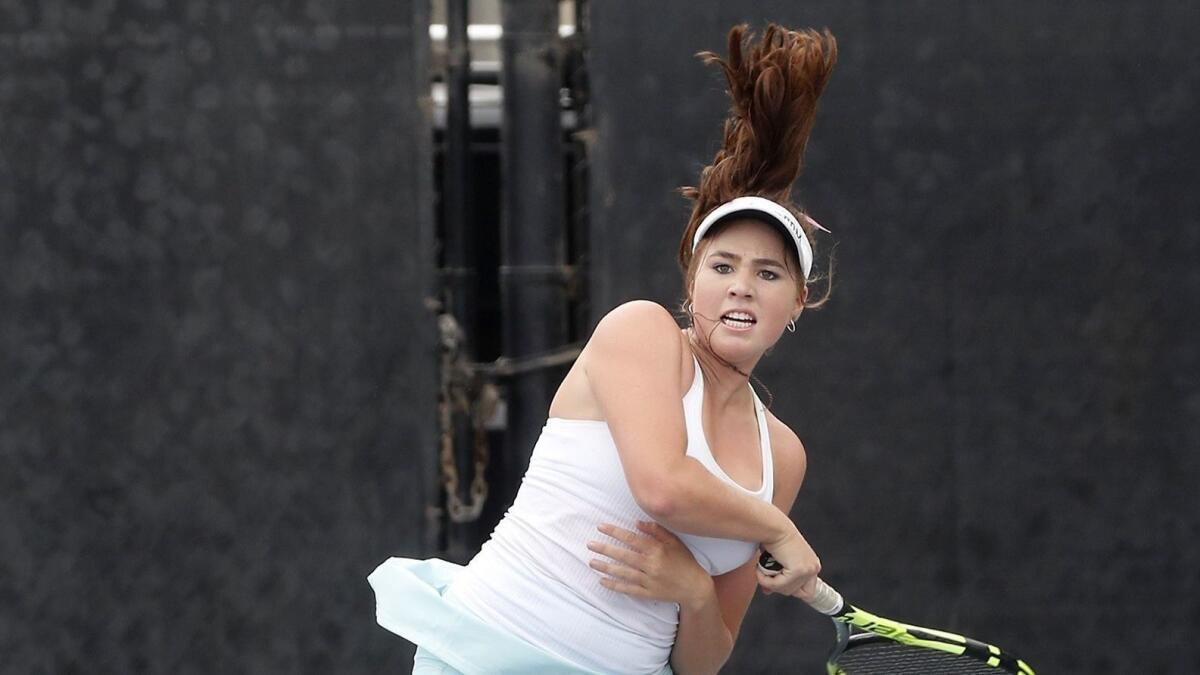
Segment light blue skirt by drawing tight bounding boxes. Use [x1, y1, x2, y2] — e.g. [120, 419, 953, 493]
[368, 557, 674, 675]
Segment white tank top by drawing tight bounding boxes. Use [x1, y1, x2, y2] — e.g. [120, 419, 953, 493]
[446, 354, 775, 674]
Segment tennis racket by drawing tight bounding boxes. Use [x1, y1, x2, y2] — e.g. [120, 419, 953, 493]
[759, 553, 1036, 674]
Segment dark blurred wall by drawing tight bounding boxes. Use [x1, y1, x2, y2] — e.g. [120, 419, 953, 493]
[1, 2, 434, 672]
[588, 2, 1199, 673]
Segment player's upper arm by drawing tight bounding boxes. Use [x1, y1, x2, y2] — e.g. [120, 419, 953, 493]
[767, 416, 808, 515]
[711, 559, 759, 642]
[584, 300, 687, 516]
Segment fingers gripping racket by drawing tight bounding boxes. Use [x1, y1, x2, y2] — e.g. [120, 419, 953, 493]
[758, 553, 1036, 675]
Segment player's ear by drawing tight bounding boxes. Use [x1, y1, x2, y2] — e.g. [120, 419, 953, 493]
[794, 284, 808, 317]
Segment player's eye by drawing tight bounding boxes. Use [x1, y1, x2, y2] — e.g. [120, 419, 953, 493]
[759, 270, 780, 281]
[713, 263, 733, 273]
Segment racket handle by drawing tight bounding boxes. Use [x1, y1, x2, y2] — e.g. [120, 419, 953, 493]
[805, 578, 844, 615]
[757, 551, 844, 616]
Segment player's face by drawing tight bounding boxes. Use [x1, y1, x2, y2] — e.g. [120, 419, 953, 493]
[689, 218, 805, 366]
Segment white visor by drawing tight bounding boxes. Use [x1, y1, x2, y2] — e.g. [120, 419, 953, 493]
[691, 196, 815, 279]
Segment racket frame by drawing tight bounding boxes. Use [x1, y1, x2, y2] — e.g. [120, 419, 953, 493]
[757, 554, 1034, 674]
[826, 601, 1036, 675]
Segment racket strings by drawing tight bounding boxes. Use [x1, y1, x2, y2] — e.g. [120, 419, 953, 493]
[833, 639, 1008, 674]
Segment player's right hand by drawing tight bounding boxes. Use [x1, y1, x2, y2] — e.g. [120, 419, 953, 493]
[757, 527, 821, 597]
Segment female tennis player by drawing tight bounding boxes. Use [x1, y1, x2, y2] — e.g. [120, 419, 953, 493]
[370, 24, 837, 674]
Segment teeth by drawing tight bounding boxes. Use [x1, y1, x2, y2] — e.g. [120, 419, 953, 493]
[723, 312, 754, 322]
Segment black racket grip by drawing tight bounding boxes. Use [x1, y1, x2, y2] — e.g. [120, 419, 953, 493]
[756, 551, 845, 615]
[758, 550, 783, 575]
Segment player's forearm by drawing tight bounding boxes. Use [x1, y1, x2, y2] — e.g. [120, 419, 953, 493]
[638, 457, 793, 546]
[669, 578, 733, 675]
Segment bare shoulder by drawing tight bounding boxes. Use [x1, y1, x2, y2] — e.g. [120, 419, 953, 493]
[591, 300, 681, 341]
[578, 301, 691, 510]
[764, 411, 808, 512]
[583, 300, 684, 363]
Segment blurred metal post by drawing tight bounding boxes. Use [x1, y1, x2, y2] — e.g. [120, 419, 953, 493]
[498, 0, 567, 483]
[440, 0, 477, 561]
[443, 0, 474, 331]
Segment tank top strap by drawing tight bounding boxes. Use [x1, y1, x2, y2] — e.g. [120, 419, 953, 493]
[685, 352, 704, 401]
[683, 351, 773, 500]
[749, 385, 775, 502]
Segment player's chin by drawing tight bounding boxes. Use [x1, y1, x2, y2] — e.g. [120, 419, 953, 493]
[710, 334, 772, 362]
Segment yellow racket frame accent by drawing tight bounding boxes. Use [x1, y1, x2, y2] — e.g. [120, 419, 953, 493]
[826, 605, 1036, 675]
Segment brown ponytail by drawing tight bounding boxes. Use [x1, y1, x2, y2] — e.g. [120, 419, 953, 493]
[678, 24, 837, 310]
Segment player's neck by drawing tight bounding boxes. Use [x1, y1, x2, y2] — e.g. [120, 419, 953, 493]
[689, 341, 757, 412]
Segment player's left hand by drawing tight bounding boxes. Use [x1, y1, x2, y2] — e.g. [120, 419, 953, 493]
[588, 521, 713, 609]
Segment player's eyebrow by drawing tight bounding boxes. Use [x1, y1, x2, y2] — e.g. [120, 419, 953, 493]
[709, 250, 786, 268]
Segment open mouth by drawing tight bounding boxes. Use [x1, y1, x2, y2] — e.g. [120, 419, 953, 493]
[720, 311, 756, 330]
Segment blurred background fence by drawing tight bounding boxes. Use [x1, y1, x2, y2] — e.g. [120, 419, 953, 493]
[2, 1, 1197, 673]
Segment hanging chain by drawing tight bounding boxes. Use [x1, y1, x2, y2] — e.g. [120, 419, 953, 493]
[437, 312, 583, 524]
[438, 313, 489, 523]
[465, 381, 499, 517]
